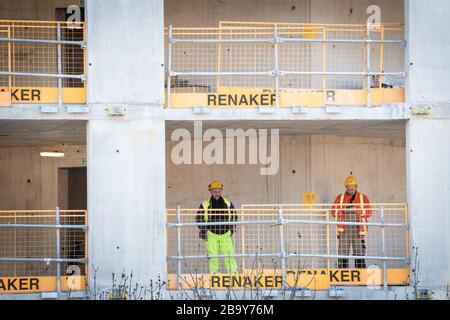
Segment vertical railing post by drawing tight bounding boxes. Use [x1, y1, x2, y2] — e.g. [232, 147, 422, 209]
[84, 210, 88, 292]
[379, 25, 385, 105]
[176, 205, 182, 290]
[7, 26, 12, 93]
[278, 208, 286, 289]
[326, 210, 330, 270]
[365, 24, 372, 108]
[56, 23, 63, 108]
[241, 210, 246, 272]
[217, 27, 222, 90]
[56, 207, 62, 297]
[273, 25, 280, 108]
[322, 28, 327, 106]
[166, 25, 173, 109]
[380, 206, 387, 290]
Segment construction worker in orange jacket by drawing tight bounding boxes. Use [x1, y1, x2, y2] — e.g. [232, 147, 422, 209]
[332, 176, 372, 269]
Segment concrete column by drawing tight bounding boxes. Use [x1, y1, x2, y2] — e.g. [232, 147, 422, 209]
[405, 0, 450, 291]
[86, 0, 166, 291]
[406, 119, 450, 289]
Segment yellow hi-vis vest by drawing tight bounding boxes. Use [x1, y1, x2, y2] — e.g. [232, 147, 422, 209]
[338, 192, 368, 237]
[202, 197, 232, 222]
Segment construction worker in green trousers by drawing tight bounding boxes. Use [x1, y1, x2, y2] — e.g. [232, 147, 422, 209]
[196, 180, 238, 274]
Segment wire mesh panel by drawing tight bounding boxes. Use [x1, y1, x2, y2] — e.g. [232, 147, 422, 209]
[0, 20, 85, 104]
[0, 210, 87, 278]
[167, 203, 409, 289]
[243, 203, 409, 269]
[165, 22, 405, 108]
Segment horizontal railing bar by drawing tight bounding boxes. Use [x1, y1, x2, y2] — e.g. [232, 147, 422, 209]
[219, 20, 404, 27]
[0, 37, 85, 46]
[0, 224, 87, 229]
[0, 215, 86, 219]
[167, 253, 407, 261]
[282, 71, 404, 76]
[168, 253, 280, 260]
[171, 71, 404, 77]
[167, 207, 406, 212]
[167, 219, 405, 228]
[172, 71, 273, 77]
[242, 203, 407, 207]
[168, 220, 278, 228]
[0, 71, 85, 80]
[172, 38, 273, 44]
[166, 213, 329, 217]
[278, 37, 405, 44]
[0, 210, 88, 213]
[0, 257, 86, 263]
[171, 38, 404, 44]
[283, 219, 405, 228]
[0, 19, 84, 25]
[287, 253, 408, 261]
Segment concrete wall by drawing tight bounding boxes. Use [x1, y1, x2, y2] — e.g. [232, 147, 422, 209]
[165, 0, 403, 27]
[405, 0, 450, 103]
[311, 0, 403, 24]
[166, 134, 406, 208]
[0, 0, 79, 20]
[0, 144, 86, 210]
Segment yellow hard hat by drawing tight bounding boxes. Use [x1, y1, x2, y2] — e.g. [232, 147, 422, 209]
[208, 180, 223, 190]
[345, 176, 358, 186]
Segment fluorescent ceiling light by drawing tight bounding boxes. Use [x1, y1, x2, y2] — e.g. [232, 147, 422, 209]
[40, 152, 65, 158]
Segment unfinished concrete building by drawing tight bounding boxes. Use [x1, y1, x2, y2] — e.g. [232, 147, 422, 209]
[0, 0, 449, 299]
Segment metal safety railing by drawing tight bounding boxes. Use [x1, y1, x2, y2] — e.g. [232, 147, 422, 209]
[166, 203, 409, 290]
[0, 208, 88, 295]
[0, 20, 86, 106]
[165, 22, 406, 108]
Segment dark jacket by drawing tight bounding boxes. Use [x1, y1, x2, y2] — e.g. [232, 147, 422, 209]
[196, 196, 237, 239]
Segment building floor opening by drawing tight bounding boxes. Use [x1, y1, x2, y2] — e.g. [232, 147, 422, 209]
[0, 120, 87, 296]
[165, 120, 409, 291]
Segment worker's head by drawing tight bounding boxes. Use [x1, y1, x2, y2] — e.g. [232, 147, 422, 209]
[208, 180, 223, 200]
[344, 176, 358, 196]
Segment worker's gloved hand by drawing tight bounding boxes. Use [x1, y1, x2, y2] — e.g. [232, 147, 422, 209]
[337, 235, 341, 240]
[199, 229, 207, 240]
[361, 239, 366, 249]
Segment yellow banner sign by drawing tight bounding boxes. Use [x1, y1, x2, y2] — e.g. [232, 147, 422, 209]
[167, 268, 409, 290]
[207, 93, 276, 107]
[0, 87, 86, 104]
[168, 87, 405, 108]
[0, 276, 86, 294]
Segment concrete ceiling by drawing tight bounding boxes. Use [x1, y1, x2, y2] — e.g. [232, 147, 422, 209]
[0, 120, 87, 147]
[165, 120, 406, 140]
[0, 119, 405, 147]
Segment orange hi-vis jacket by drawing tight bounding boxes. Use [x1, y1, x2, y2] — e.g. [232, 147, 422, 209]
[332, 191, 372, 238]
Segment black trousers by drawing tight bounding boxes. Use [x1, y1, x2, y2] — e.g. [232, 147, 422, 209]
[338, 239, 367, 269]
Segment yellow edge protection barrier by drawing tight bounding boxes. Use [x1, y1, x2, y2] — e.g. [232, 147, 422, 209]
[0, 276, 87, 294]
[0, 87, 86, 104]
[167, 268, 409, 290]
[167, 88, 405, 108]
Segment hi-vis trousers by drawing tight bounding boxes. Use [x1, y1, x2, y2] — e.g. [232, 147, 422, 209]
[206, 230, 238, 273]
